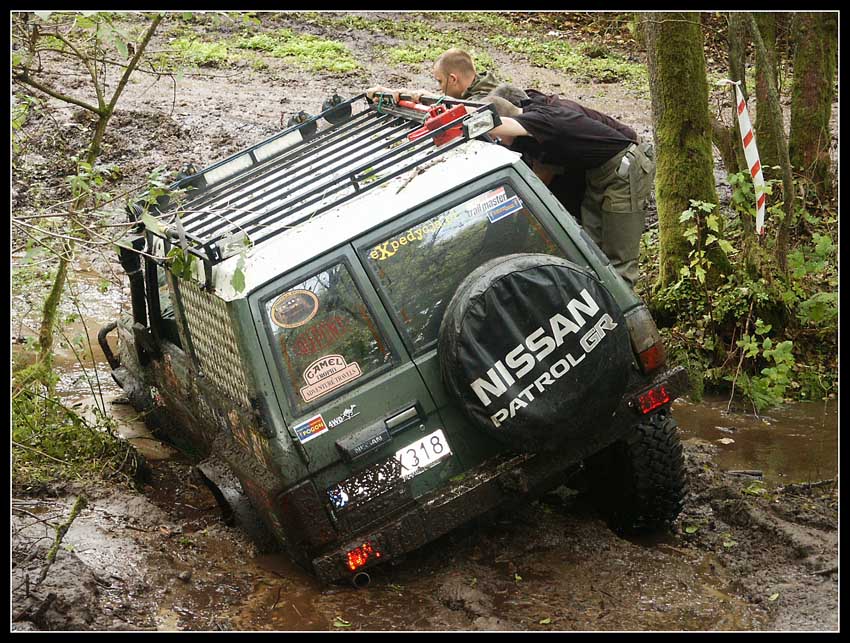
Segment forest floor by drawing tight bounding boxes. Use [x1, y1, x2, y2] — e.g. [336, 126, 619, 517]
[11, 11, 839, 632]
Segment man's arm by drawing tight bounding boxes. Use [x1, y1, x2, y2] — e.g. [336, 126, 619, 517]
[488, 117, 530, 146]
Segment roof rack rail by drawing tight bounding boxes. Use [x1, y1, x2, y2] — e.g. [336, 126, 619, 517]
[131, 93, 501, 273]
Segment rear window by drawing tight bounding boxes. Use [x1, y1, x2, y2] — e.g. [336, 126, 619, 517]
[262, 262, 393, 412]
[363, 184, 563, 351]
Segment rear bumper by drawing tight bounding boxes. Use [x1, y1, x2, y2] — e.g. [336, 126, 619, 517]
[311, 449, 569, 584]
[311, 365, 690, 584]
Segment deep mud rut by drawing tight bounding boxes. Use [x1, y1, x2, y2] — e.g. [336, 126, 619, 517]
[12, 12, 838, 631]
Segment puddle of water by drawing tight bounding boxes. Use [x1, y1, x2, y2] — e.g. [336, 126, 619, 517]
[227, 554, 327, 631]
[673, 396, 837, 485]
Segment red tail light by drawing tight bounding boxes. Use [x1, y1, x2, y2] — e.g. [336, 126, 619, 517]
[638, 343, 666, 373]
[625, 305, 666, 375]
[636, 384, 671, 415]
[346, 540, 382, 571]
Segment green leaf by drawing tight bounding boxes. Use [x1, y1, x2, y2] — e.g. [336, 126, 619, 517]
[141, 211, 165, 235]
[684, 524, 699, 534]
[706, 214, 720, 232]
[722, 539, 737, 548]
[514, 573, 522, 583]
[539, 618, 552, 625]
[743, 482, 766, 496]
[333, 617, 352, 628]
[679, 209, 694, 223]
[115, 38, 129, 59]
[705, 234, 717, 246]
[768, 593, 780, 602]
[231, 251, 247, 293]
[718, 239, 735, 255]
[231, 265, 246, 294]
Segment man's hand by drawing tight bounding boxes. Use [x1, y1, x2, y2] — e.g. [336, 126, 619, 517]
[366, 86, 438, 103]
[366, 86, 399, 101]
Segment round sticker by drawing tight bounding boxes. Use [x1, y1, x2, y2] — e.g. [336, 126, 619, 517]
[271, 289, 319, 328]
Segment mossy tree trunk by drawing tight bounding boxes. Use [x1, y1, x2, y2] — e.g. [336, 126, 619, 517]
[642, 12, 720, 290]
[726, 12, 750, 175]
[754, 12, 782, 174]
[788, 12, 837, 202]
[747, 13, 796, 273]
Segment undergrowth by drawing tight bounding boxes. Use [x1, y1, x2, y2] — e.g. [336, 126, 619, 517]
[12, 381, 143, 491]
[234, 28, 361, 73]
[639, 173, 837, 412]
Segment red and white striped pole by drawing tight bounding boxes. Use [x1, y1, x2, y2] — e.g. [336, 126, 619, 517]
[717, 79, 766, 236]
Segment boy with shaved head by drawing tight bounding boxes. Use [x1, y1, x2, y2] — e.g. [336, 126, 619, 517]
[367, 48, 516, 103]
[432, 48, 500, 100]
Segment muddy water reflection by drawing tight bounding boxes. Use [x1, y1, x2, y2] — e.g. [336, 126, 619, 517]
[673, 396, 838, 484]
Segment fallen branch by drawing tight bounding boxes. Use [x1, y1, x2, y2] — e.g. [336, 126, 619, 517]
[13, 591, 57, 624]
[36, 494, 88, 586]
[779, 479, 837, 495]
[813, 565, 838, 576]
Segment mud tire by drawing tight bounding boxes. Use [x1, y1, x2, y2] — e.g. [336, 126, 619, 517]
[586, 409, 686, 533]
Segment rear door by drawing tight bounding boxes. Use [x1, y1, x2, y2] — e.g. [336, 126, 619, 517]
[251, 246, 460, 506]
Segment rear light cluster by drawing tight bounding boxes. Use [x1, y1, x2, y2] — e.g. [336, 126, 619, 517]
[636, 384, 671, 415]
[346, 540, 382, 571]
[624, 305, 667, 375]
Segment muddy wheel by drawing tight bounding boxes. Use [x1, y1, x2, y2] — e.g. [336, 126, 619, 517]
[585, 409, 686, 533]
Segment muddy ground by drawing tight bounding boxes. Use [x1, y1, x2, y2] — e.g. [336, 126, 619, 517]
[11, 12, 839, 631]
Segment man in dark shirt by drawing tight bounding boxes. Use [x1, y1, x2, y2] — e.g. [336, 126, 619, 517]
[484, 95, 655, 288]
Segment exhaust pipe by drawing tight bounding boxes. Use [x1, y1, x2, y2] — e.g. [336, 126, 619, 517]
[351, 571, 371, 589]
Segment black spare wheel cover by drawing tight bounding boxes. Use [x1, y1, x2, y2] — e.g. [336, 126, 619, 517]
[439, 253, 632, 452]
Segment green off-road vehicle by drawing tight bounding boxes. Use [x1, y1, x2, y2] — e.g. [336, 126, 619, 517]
[101, 93, 689, 587]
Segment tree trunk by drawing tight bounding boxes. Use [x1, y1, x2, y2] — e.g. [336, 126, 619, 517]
[726, 12, 750, 174]
[31, 248, 71, 389]
[642, 12, 719, 289]
[789, 12, 837, 202]
[754, 12, 782, 174]
[748, 13, 796, 272]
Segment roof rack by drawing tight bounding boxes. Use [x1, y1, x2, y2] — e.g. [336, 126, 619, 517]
[132, 93, 501, 274]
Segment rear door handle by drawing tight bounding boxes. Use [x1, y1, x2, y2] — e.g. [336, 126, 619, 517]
[385, 404, 420, 432]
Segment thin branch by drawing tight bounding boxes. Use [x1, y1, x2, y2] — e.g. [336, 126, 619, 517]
[51, 30, 104, 109]
[105, 14, 164, 116]
[12, 72, 102, 115]
[12, 441, 71, 465]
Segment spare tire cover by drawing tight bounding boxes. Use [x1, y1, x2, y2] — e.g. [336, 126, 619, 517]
[439, 253, 632, 452]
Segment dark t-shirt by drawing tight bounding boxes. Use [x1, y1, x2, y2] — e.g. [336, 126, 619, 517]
[524, 89, 638, 143]
[512, 100, 633, 172]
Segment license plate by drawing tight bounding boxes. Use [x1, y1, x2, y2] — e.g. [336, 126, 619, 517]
[395, 428, 451, 479]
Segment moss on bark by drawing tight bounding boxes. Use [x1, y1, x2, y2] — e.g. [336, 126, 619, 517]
[789, 12, 837, 201]
[754, 12, 782, 174]
[642, 12, 720, 290]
